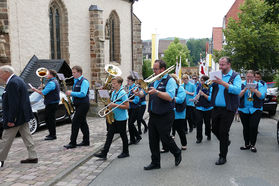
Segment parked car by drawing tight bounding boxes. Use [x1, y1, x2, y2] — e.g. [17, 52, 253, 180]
[0, 86, 73, 138]
[263, 82, 278, 116]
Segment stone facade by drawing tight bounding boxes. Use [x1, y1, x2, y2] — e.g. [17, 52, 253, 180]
[0, 0, 10, 64]
[132, 14, 142, 78]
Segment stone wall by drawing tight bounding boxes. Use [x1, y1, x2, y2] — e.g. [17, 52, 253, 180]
[132, 14, 142, 78]
[0, 0, 10, 65]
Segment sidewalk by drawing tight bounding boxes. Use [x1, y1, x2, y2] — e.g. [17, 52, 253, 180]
[0, 117, 111, 186]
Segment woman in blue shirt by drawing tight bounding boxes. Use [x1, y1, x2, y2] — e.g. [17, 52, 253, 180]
[94, 76, 130, 159]
[238, 70, 265, 153]
[170, 74, 187, 150]
[193, 75, 213, 144]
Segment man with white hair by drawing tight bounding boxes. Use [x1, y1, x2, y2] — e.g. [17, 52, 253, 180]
[0, 65, 38, 168]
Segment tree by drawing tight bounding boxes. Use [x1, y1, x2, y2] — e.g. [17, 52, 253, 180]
[222, 0, 279, 75]
[163, 38, 190, 68]
[187, 38, 209, 65]
[264, 0, 279, 24]
[142, 59, 153, 79]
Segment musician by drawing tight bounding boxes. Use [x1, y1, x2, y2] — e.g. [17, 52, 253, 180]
[127, 75, 142, 145]
[211, 57, 241, 165]
[94, 76, 130, 159]
[136, 88, 148, 134]
[182, 74, 196, 133]
[64, 66, 90, 149]
[139, 59, 181, 170]
[238, 70, 265, 153]
[193, 75, 213, 143]
[170, 74, 187, 150]
[255, 71, 267, 94]
[32, 69, 60, 140]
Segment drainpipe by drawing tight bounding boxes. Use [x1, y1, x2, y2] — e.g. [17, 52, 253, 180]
[131, 1, 134, 71]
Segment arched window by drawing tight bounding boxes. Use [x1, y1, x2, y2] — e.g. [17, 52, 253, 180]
[49, 0, 69, 62]
[109, 11, 120, 63]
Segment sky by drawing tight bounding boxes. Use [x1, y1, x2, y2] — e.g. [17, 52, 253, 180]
[133, 0, 236, 40]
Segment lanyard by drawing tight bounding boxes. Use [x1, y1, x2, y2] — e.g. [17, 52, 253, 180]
[112, 88, 123, 102]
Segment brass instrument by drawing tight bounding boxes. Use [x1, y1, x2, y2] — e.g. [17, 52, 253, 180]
[247, 90, 254, 101]
[98, 65, 176, 118]
[99, 64, 122, 124]
[61, 79, 74, 115]
[202, 80, 213, 90]
[36, 67, 48, 87]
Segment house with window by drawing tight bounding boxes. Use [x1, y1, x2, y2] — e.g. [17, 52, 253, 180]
[0, 0, 142, 87]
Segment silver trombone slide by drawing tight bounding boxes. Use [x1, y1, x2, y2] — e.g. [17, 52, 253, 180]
[98, 85, 138, 118]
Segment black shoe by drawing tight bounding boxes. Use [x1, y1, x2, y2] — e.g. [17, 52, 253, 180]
[228, 140, 231, 146]
[44, 136, 57, 140]
[144, 163, 160, 170]
[144, 127, 148, 133]
[189, 128, 193, 133]
[240, 145, 250, 150]
[20, 158, 38, 164]
[160, 149, 169, 153]
[0, 161, 4, 167]
[175, 151, 182, 166]
[94, 152, 107, 160]
[196, 139, 202, 144]
[76, 142, 90, 147]
[250, 146, 257, 153]
[117, 153, 130, 158]
[64, 144, 76, 149]
[207, 136, 211, 141]
[185, 130, 188, 134]
[134, 137, 142, 144]
[128, 141, 136, 145]
[215, 157, 227, 165]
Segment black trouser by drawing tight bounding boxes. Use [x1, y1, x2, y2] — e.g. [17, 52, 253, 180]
[239, 110, 262, 146]
[196, 109, 212, 140]
[70, 102, 90, 145]
[185, 106, 195, 131]
[173, 119, 187, 146]
[148, 111, 180, 165]
[136, 105, 147, 133]
[103, 120, 129, 155]
[212, 107, 235, 159]
[45, 103, 59, 137]
[128, 108, 141, 142]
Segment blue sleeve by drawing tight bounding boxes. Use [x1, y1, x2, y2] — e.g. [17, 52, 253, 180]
[166, 78, 176, 99]
[258, 83, 266, 100]
[175, 86, 186, 104]
[42, 81, 56, 95]
[228, 74, 241, 95]
[133, 95, 140, 104]
[71, 79, 89, 98]
[207, 87, 213, 101]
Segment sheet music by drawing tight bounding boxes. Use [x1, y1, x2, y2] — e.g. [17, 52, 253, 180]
[98, 89, 110, 98]
[209, 70, 222, 80]
[57, 73, 65, 81]
[246, 83, 257, 89]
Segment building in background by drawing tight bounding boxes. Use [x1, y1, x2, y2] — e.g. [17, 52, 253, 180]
[0, 0, 142, 88]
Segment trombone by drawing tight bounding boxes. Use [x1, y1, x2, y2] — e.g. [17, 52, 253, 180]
[98, 65, 175, 118]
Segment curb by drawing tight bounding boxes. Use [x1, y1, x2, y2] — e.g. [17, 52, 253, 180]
[44, 115, 149, 186]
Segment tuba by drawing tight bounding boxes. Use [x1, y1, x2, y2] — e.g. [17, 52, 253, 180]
[36, 67, 48, 88]
[100, 64, 122, 124]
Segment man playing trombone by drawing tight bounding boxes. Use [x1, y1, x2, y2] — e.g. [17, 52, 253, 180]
[136, 60, 182, 170]
[94, 76, 130, 159]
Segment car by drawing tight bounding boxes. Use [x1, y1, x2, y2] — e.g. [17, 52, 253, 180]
[0, 86, 73, 138]
[263, 82, 278, 116]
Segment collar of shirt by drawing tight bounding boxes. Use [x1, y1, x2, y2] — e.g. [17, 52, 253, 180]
[6, 74, 15, 84]
[129, 83, 136, 90]
[223, 69, 233, 78]
[48, 77, 56, 82]
[74, 75, 83, 81]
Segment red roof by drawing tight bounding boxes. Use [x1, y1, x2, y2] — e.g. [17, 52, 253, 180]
[212, 27, 223, 51]
[224, 0, 245, 28]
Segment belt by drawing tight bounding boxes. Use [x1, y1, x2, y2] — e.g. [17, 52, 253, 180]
[214, 106, 227, 110]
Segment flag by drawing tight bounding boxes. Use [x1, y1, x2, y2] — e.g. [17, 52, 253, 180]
[175, 58, 179, 77]
[209, 54, 212, 67]
[178, 56, 182, 84]
[151, 34, 158, 68]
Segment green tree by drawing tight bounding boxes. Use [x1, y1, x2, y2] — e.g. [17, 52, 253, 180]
[264, 0, 279, 23]
[142, 59, 153, 79]
[163, 38, 190, 68]
[222, 0, 279, 74]
[187, 38, 209, 65]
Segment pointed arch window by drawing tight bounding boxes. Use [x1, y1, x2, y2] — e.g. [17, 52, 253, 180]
[109, 11, 121, 63]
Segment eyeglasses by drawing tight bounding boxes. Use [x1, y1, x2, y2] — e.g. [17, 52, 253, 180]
[152, 68, 160, 71]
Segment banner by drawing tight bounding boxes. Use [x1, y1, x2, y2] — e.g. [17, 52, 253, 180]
[151, 34, 158, 68]
[209, 54, 212, 67]
[179, 56, 182, 84]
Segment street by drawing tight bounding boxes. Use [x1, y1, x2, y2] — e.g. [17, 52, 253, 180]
[90, 116, 279, 186]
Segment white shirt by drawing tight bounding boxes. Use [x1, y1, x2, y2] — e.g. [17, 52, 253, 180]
[6, 74, 15, 84]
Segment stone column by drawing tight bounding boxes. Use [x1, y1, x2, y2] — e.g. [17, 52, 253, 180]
[0, 0, 10, 64]
[89, 5, 105, 87]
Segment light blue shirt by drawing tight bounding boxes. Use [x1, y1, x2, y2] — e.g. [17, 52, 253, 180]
[71, 75, 89, 98]
[140, 88, 147, 106]
[195, 86, 213, 111]
[258, 80, 267, 97]
[128, 83, 140, 108]
[111, 87, 128, 121]
[215, 69, 242, 107]
[42, 77, 57, 96]
[174, 84, 186, 119]
[238, 81, 265, 114]
[150, 74, 176, 111]
[182, 82, 195, 107]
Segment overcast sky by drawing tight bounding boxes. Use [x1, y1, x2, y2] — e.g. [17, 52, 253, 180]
[133, 0, 236, 40]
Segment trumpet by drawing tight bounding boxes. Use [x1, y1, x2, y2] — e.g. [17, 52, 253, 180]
[247, 90, 253, 101]
[202, 80, 213, 90]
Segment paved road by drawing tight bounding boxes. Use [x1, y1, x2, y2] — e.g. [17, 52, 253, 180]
[90, 117, 279, 186]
